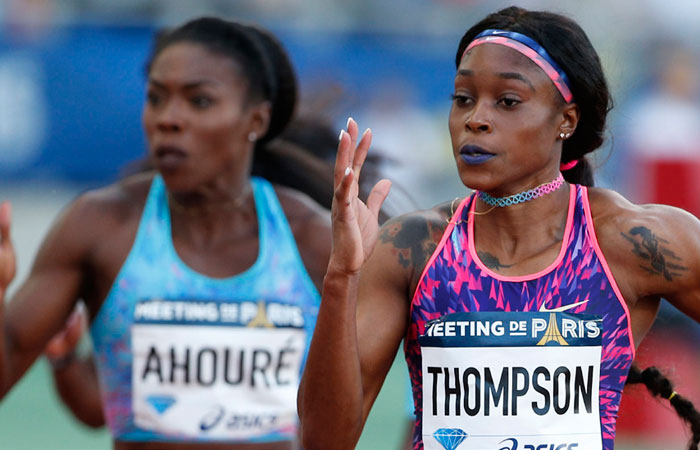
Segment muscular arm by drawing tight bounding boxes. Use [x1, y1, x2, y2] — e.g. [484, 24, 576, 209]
[631, 209, 700, 322]
[51, 355, 105, 428]
[589, 188, 700, 344]
[298, 119, 449, 449]
[298, 220, 409, 450]
[299, 209, 446, 449]
[0, 195, 99, 397]
[45, 304, 105, 428]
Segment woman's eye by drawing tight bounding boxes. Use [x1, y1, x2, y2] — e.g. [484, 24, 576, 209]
[450, 94, 471, 106]
[498, 97, 521, 107]
[146, 92, 161, 106]
[191, 96, 213, 108]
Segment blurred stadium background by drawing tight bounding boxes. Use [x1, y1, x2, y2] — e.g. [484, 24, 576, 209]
[1, 0, 700, 448]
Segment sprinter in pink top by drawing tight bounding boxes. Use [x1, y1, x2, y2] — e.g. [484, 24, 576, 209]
[407, 182, 632, 449]
[298, 6, 700, 450]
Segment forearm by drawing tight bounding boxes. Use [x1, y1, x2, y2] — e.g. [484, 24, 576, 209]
[299, 269, 365, 449]
[51, 356, 105, 428]
[0, 294, 9, 396]
[0, 308, 29, 398]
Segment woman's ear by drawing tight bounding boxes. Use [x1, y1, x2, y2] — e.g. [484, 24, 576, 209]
[559, 102, 580, 137]
[247, 101, 272, 142]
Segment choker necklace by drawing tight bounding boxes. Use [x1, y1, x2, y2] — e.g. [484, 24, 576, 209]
[477, 174, 565, 207]
[168, 188, 252, 216]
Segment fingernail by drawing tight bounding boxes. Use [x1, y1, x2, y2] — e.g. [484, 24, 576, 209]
[344, 167, 352, 176]
[362, 128, 371, 137]
[347, 117, 354, 128]
[338, 129, 344, 141]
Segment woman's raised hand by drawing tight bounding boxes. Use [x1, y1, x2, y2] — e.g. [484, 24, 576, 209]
[0, 202, 16, 297]
[329, 118, 392, 276]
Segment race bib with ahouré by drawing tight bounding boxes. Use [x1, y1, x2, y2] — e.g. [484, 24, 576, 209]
[419, 311, 603, 450]
[131, 298, 307, 440]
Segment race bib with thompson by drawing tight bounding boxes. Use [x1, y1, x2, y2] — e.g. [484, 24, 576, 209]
[131, 298, 307, 441]
[419, 311, 603, 450]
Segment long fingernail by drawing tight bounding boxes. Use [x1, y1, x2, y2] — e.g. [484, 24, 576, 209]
[338, 129, 345, 141]
[344, 167, 352, 176]
[347, 117, 354, 128]
[362, 128, 371, 137]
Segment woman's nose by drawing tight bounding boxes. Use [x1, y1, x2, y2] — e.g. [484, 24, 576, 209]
[465, 103, 492, 133]
[156, 100, 185, 132]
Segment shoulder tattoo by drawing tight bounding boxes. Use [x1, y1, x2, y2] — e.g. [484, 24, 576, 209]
[620, 226, 688, 281]
[379, 216, 446, 269]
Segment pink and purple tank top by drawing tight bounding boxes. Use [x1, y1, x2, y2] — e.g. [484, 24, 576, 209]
[405, 184, 634, 450]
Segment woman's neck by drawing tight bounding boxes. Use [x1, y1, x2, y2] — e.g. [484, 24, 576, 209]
[472, 184, 570, 262]
[167, 174, 257, 246]
[169, 171, 252, 209]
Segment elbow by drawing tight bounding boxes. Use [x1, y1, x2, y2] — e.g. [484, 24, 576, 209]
[301, 426, 349, 450]
[299, 415, 362, 450]
[297, 379, 365, 449]
[0, 368, 11, 400]
[80, 415, 106, 429]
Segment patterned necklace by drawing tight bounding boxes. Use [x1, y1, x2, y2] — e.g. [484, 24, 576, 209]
[477, 173, 565, 207]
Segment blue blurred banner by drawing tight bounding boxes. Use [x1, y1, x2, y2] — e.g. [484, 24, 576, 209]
[0, 24, 456, 183]
[0, 25, 151, 182]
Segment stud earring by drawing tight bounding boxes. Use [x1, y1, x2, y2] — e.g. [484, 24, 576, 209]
[559, 132, 566, 139]
[248, 132, 257, 142]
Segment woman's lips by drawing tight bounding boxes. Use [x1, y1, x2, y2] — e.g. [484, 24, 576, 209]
[154, 145, 188, 171]
[459, 144, 496, 165]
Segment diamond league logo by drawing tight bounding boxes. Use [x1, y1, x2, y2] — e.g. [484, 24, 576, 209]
[433, 428, 468, 450]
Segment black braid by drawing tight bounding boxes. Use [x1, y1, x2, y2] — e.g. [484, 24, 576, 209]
[627, 365, 700, 449]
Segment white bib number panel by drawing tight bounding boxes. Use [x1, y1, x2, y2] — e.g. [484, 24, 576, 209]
[132, 323, 305, 440]
[420, 312, 603, 450]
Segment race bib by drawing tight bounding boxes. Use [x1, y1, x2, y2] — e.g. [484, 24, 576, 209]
[131, 298, 306, 440]
[419, 312, 602, 450]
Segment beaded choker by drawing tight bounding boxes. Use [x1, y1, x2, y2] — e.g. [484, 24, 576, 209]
[477, 174, 565, 207]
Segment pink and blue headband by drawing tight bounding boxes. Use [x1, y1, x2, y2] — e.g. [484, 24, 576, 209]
[463, 29, 574, 103]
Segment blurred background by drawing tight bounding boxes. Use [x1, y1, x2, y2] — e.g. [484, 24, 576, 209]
[1, 0, 700, 449]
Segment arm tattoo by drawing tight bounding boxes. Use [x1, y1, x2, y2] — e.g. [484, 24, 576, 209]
[477, 251, 513, 270]
[379, 217, 444, 269]
[620, 226, 688, 281]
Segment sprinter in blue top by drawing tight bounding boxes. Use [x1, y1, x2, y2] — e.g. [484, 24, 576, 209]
[0, 17, 331, 450]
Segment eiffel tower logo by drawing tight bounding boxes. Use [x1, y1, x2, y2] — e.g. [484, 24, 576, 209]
[247, 300, 274, 328]
[536, 312, 568, 346]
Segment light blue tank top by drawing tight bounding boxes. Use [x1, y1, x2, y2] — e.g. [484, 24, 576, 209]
[90, 175, 321, 443]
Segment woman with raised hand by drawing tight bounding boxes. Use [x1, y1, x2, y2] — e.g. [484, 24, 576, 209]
[299, 6, 700, 450]
[0, 17, 331, 449]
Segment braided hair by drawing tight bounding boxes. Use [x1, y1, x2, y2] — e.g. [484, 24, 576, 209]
[627, 365, 700, 450]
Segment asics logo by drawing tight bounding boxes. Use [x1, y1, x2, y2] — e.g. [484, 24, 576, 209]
[538, 299, 589, 313]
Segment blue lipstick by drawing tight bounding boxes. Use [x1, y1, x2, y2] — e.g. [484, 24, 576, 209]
[459, 145, 496, 165]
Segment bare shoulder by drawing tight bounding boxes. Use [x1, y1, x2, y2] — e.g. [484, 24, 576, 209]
[29, 172, 153, 275]
[375, 200, 454, 293]
[273, 185, 331, 250]
[587, 187, 700, 290]
[273, 184, 330, 229]
[273, 185, 332, 288]
[71, 171, 154, 222]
